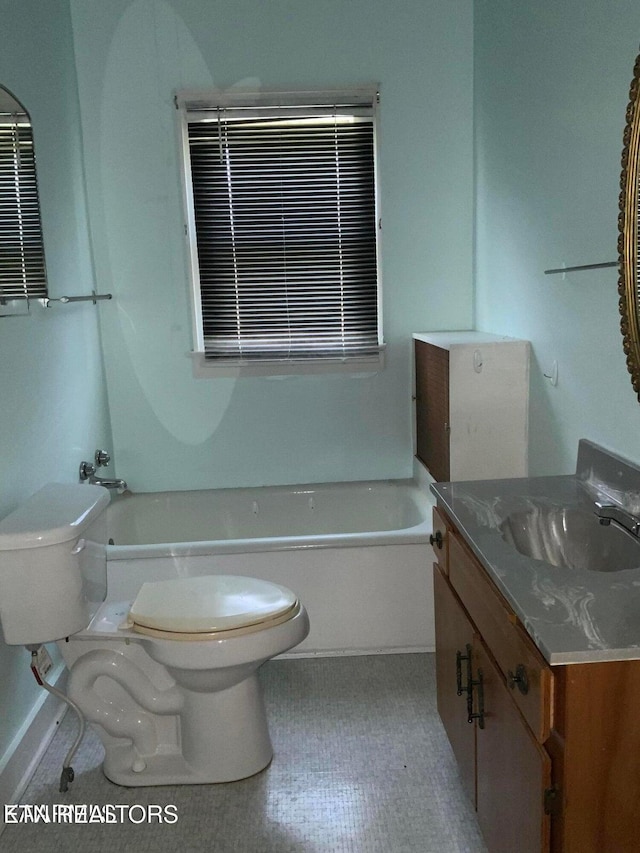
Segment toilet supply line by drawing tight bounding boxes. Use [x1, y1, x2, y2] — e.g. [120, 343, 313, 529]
[28, 645, 86, 793]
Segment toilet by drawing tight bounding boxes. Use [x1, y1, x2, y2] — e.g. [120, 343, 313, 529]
[0, 483, 309, 786]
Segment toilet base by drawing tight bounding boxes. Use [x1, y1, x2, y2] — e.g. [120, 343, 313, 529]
[65, 646, 277, 785]
[99, 673, 275, 785]
[101, 679, 276, 785]
[102, 743, 273, 787]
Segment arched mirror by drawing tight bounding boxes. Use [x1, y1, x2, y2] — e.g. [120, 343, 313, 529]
[619, 52, 640, 399]
[0, 86, 47, 316]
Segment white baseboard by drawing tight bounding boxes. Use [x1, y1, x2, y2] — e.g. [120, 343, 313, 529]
[280, 645, 434, 659]
[0, 666, 67, 836]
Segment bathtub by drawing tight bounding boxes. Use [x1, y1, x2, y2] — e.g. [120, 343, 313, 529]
[105, 480, 435, 656]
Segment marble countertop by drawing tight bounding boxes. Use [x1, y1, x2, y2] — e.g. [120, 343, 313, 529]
[432, 473, 640, 665]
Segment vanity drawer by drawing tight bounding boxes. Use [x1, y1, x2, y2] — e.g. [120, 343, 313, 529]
[431, 506, 449, 572]
[448, 534, 553, 743]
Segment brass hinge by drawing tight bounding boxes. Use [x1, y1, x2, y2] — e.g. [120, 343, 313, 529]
[544, 785, 561, 816]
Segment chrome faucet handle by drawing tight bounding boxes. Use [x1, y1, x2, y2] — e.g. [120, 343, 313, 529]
[594, 501, 640, 536]
[594, 501, 613, 523]
[94, 449, 111, 468]
[79, 461, 96, 481]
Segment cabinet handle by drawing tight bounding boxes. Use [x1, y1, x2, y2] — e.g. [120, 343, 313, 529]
[455, 644, 472, 696]
[507, 664, 529, 695]
[467, 668, 485, 730]
[430, 530, 443, 550]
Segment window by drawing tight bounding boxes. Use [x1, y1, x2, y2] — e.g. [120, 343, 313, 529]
[0, 93, 47, 314]
[178, 88, 383, 374]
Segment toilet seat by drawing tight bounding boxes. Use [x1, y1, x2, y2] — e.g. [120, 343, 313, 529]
[126, 575, 300, 641]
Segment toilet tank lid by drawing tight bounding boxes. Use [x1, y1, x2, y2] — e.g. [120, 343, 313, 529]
[0, 483, 110, 550]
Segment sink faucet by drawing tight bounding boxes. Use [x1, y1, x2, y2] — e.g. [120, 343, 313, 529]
[79, 450, 128, 494]
[594, 501, 640, 537]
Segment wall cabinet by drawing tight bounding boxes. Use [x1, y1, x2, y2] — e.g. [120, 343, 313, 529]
[433, 505, 640, 853]
[414, 332, 529, 481]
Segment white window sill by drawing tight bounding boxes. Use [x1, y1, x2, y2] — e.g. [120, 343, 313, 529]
[189, 349, 385, 378]
[0, 298, 31, 317]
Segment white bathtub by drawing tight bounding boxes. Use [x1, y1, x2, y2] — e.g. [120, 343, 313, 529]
[106, 480, 435, 656]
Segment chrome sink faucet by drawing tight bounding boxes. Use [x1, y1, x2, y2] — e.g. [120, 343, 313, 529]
[79, 450, 128, 493]
[594, 501, 640, 537]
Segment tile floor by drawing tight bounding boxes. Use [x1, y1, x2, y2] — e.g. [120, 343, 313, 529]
[1, 654, 487, 852]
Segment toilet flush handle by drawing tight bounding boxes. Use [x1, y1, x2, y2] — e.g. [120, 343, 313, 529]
[71, 539, 86, 555]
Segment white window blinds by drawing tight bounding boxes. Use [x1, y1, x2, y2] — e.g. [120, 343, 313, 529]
[0, 114, 47, 302]
[184, 93, 380, 362]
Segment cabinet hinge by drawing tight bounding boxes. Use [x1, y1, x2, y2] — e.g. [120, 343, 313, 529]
[543, 785, 561, 816]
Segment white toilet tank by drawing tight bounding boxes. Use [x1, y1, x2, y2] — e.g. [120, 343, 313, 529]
[0, 483, 110, 645]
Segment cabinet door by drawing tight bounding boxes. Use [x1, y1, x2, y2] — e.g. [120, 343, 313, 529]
[474, 640, 551, 853]
[415, 340, 450, 481]
[448, 534, 553, 743]
[434, 565, 476, 805]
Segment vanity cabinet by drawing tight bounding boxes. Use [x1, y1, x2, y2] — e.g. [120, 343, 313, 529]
[433, 531, 551, 853]
[433, 505, 640, 853]
[414, 332, 530, 482]
[434, 567, 551, 849]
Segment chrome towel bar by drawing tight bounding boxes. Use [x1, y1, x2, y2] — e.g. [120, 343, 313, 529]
[544, 261, 617, 275]
[40, 290, 112, 306]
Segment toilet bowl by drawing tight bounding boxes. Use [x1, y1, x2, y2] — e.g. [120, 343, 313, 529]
[0, 484, 309, 786]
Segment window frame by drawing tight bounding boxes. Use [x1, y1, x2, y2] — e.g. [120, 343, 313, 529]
[0, 99, 48, 316]
[176, 87, 384, 377]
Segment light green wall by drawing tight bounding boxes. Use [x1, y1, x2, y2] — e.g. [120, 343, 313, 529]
[0, 1, 112, 770]
[2, 0, 638, 793]
[474, 0, 640, 473]
[69, 0, 474, 492]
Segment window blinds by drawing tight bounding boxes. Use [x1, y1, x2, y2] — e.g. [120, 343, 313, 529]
[186, 100, 379, 361]
[0, 116, 47, 301]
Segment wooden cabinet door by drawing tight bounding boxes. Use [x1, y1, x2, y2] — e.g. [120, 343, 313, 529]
[434, 565, 476, 805]
[474, 640, 551, 853]
[448, 535, 553, 743]
[415, 340, 450, 481]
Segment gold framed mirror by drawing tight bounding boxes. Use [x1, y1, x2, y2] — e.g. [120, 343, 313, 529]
[619, 51, 640, 400]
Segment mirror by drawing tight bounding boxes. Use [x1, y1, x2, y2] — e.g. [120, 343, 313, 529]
[0, 86, 47, 315]
[619, 52, 640, 399]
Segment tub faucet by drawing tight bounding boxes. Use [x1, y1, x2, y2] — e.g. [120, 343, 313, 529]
[79, 450, 128, 494]
[594, 501, 640, 537]
[87, 474, 128, 493]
